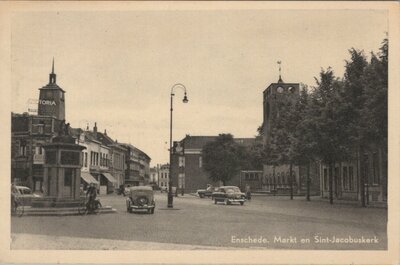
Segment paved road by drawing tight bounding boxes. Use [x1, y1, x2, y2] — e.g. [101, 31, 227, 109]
[11, 192, 387, 250]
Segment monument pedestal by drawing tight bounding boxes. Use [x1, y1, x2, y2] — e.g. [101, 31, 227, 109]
[39, 135, 86, 206]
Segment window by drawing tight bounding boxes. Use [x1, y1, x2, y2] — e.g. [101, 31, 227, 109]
[199, 156, 202, 168]
[35, 146, 43, 155]
[38, 125, 44, 134]
[323, 168, 328, 191]
[363, 154, 369, 184]
[178, 173, 185, 188]
[19, 141, 27, 156]
[179, 156, 185, 167]
[349, 166, 354, 191]
[372, 152, 380, 185]
[84, 152, 88, 167]
[343, 166, 348, 190]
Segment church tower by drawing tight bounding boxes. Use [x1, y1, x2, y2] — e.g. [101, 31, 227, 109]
[38, 59, 66, 120]
[261, 62, 300, 144]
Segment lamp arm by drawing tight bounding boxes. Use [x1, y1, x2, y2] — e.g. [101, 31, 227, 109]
[170, 83, 187, 96]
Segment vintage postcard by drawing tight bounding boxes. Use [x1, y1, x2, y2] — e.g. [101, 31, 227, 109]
[0, 1, 399, 264]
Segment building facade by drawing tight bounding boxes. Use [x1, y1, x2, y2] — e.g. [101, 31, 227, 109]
[11, 113, 63, 191]
[119, 143, 151, 186]
[158, 164, 170, 190]
[171, 135, 257, 193]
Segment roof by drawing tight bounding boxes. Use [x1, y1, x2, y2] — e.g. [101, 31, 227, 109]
[96, 132, 115, 146]
[182, 135, 256, 149]
[182, 136, 218, 149]
[119, 143, 151, 161]
[39, 83, 65, 93]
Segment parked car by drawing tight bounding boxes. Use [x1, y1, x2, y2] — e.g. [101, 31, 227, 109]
[160, 186, 168, 193]
[212, 186, 246, 205]
[197, 185, 217, 198]
[12, 185, 42, 206]
[126, 186, 155, 214]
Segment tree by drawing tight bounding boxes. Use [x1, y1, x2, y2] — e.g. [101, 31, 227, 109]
[203, 134, 242, 186]
[310, 68, 350, 204]
[290, 86, 318, 201]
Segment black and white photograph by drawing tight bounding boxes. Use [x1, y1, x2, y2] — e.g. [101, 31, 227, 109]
[1, 1, 399, 264]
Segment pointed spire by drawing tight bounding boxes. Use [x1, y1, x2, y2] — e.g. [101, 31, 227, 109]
[277, 60, 283, 83]
[49, 57, 57, 84]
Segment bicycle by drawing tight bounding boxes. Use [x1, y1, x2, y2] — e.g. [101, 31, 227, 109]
[78, 197, 102, 215]
[11, 198, 24, 217]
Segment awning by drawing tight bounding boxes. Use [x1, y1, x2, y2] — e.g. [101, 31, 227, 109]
[81, 172, 99, 185]
[102, 173, 118, 184]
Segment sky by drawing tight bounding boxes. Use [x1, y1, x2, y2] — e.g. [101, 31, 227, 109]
[9, 7, 388, 165]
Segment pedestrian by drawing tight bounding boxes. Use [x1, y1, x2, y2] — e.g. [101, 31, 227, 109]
[245, 185, 251, 201]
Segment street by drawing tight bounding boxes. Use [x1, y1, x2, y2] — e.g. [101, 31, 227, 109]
[11, 192, 387, 250]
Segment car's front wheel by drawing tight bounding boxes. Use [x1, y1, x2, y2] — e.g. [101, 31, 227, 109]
[240, 201, 244, 206]
[199, 193, 204, 198]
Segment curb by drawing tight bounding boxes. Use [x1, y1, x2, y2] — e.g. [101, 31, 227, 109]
[17, 206, 117, 216]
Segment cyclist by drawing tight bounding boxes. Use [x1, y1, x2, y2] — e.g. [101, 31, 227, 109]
[86, 183, 97, 213]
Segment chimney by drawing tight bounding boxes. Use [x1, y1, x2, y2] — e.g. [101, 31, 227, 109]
[86, 123, 89, 131]
[104, 129, 107, 136]
[93, 122, 98, 137]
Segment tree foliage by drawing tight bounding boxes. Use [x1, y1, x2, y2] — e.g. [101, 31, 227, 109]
[202, 134, 242, 185]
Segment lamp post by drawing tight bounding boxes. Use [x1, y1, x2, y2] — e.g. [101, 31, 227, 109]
[168, 83, 188, 208]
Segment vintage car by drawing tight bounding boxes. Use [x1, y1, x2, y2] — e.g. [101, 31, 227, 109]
[126, 186, 155, 214]
[212, 186, 246, 205]
[197, 185, 217, 198]
[12, 185, 42, 206]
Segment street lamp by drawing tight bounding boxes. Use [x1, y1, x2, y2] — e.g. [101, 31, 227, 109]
[168, 83, 188, 208]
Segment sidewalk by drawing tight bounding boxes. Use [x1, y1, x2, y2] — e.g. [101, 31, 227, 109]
[185, 192, 387, 209]
[11, 233, 234, 250]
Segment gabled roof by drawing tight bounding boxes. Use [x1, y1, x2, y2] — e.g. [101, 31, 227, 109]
[96, 132, 115, 146]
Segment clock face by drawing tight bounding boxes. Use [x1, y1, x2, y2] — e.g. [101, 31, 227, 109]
[277, 86, 284, 93]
